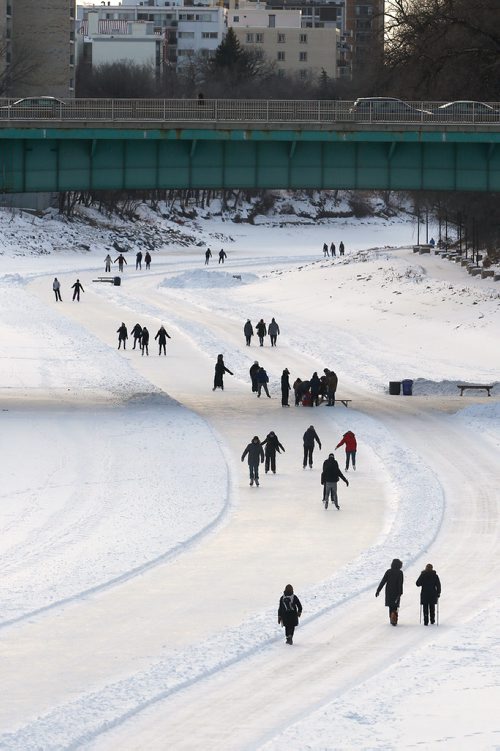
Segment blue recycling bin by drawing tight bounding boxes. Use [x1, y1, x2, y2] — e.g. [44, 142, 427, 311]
[113, 276, 121, 286]
[402, 379, 413, 396]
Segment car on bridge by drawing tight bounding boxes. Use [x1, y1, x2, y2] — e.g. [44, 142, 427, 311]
[433, 101, 500, 122]
[350, 97, 433, 121]
[0, 96, 65, 119]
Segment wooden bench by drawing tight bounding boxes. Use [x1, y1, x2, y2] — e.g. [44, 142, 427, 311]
[336, 398, 352, 408]
[457, 383, 495, 397]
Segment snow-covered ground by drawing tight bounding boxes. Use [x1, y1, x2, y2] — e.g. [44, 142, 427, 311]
[0, 205, 499, 750]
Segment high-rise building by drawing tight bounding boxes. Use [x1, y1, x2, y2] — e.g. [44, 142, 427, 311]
[345, 0, 384, 73]
[1, 0, 76, 97]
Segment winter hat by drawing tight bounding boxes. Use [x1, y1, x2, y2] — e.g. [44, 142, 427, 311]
[425, 563, 434, 571]
[284, 368, 290, 374]
[391, 558, 403, 569]
[284, 584, 294, 596]
[252, 436, 260, 443]
[328, 453, 335, 458]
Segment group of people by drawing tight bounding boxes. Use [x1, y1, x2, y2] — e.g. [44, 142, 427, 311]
[52, 278, 85, 302]
[244, 318, 280, 347]
[205, 248, 227, 265]
[279, 562, 441, 645]
[116, 322, 171, 356]
[293, 368, 338, 407]
[104, 251, 152, 273]
[322, 241, 345, 257]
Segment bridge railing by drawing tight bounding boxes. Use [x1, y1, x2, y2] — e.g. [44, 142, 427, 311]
[0, 98, 499, 124]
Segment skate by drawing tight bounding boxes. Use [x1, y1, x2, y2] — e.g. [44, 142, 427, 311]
[390, 610, 398, 626]
[250, 479, 254, 486]
[255, 479, 259, 487]
[324, 497, 329, 509]
[286, 636, 293, 645]
[335, 502, 340, 510]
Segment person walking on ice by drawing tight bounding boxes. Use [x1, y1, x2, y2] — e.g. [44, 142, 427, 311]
[376, 558, 404, 626]
[321, 453, 348, 509]
[241, 435, 264, 487]
[278, 584, 302, 645]
[52, 278, 62, 302]
[262, 430, 285, 474]
[244, 319, 254, 346]
[335, 431, 357, 470]
[114, 253, 127, 272]
[72, 279, 84, 302]
[268, 318, 280, 347]
[131, 323, 143, 350]
[256, 366, 271, 398]
[330, 242, 336, 257]
[144, 251, 152, 270]
[323, 242, 329, 257]
[104, 254, 112, 272]
[218, 248, 227, 264]
[117, 322, 128, 350]
[339, 241, 345, 256]
[303, 425, 321, 468]
[141, 326, 150, 356]
[135, 251, 143, 270]
[416, 563, 441, 626]
[256, 319, 267, 346]
[155, 325, 171, 356]
[213, 354, 233, 391]
[281, 368, 291, 406]
[205, 248, 212, 265]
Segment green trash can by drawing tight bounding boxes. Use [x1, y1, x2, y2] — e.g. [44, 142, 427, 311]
[389, 381, 401, 395]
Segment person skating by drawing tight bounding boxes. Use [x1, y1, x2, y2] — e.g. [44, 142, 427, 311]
[104, 254, 112, 273]
[281, 368, 291, 406]
[131, 323, 143, 350]
[241, 435, 264, 487]
[293, 378, 302, 406]
[330, 242, 336, 257]
[256, 319, 267, 346]
[335, 430, 357, 470]
[278, 584, 302, 645]
[141, 326, 150, 356]
[268, 317, 280, 347]
[256, 366, 271, 398]
[218, 248, 227, 264]
[155, 325, 171, 356]
[339, 241, 345, 256]
[135, 251, 143, 270]
[244, 320, 254, 346]
[249, 361, 260, 393]
[117, 322, 128, 350]
[52, 278, 62, 302]
[213, 354, 233, 390]
[262, 431, 285, 474]
[310, 372, 321, 406]
[376, 559, 404, 626]
[144, 251, 152, 270]
[324, 368, 338, 407]
[205, 248, 212, 265]
[72, 279, 84, 302]
[321, 453, 348, 509]
[323, 242, 329, 257]
[114, 253, 127, 272]
[416, 564, 441, 626]
[303, 425, 321, 468]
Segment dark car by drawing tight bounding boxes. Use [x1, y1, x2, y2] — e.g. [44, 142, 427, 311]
[434, 101, 500, 122]
[0, 96, 65, 119]
[350, 97, 433, 121]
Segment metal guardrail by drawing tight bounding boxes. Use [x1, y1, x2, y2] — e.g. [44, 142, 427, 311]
[0, 99, 499, 124]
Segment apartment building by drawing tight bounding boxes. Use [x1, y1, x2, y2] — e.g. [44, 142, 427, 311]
[345, 0, 383, 72]
[1, 0, 76, 97]
[230, 9, 339, 79]
[78, 13, 162, 71]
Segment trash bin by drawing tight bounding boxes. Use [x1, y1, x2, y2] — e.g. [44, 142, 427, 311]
[113, 276, 121, 286]
[389, 381, 401, 395]
[402, 379, 413, 396]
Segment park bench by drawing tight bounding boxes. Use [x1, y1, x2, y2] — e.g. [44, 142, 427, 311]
[457, 383, 495, 397]
[336, 398, 352, 408]
[92, 276, 121, 286]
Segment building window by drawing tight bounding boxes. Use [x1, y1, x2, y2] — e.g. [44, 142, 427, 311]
[278, 33, 285, 43]
[233, 15, 239, 22]
[299, 51, 307, 61]
[299, 69, 307, 78]
[277, 51, 285, 61]
[299, 33, 308, 43]
[202, 32, 218, 38]
[255, 33, 263, 43]
[246, 33, 254, 43]
[269, 14, 276, 28]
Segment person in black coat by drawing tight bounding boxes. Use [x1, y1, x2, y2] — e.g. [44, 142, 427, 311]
[131, 323, 143, 350]
[416, 563, 441, 625]
[144, 251, 152, 270]
[72, 279, 84, 302]
[117, 322, 128, 350]
[141, 326, 150, 356]
[261, 430, 285, 474]
[303, 425, 321, 469]
[376, 558, 404, 625]
[213, 354, 233, 390]
[155, 325, 171, 356]
[244, 320, 254, 346]
[281, 368, 291, 406]
[321, 453, 348, 509]
[256, 319, 267, 346]
[310, 371, 321, 406]
[135, 251, 142, 270]
[278, 584, 303, 645]
[241, 435, 264, 486]
[249, 361, 260, 392]
[256, 366, 271, 398]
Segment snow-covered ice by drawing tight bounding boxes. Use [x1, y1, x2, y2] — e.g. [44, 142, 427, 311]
[0, 205, 499, 750]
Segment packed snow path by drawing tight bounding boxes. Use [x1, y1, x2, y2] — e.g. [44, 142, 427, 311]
[0, 235, 499, 750]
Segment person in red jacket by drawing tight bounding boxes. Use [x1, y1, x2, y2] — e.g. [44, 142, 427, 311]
[335, 430, 357, 471]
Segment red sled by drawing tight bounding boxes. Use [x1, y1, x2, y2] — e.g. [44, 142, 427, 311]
[302, 392, 312, 407]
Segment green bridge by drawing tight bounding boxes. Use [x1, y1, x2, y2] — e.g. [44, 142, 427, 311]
[0, 99, 499, 192]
